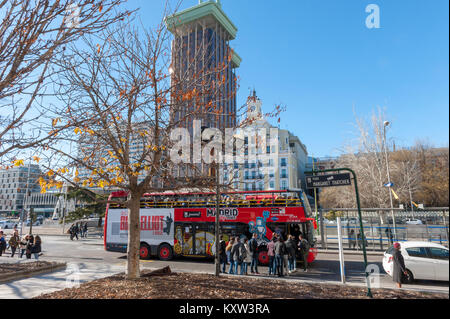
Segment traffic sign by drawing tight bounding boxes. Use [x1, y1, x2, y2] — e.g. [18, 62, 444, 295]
[306, 173, 352, 189]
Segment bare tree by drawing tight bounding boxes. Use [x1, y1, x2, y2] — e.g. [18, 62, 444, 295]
[0, 0, 131, 164]
[319, 108, 421, 209]
[39, 5, 248, 279]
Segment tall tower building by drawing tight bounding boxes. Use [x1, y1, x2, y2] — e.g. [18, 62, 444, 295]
[165, 0, 241, 132]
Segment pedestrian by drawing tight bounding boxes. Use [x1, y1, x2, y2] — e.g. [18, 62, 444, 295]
[392, 242, 408, 288]
[71, 224, 79, 240]
[267, 235, 276, 276]
[231, 236, 243, 275]
[357, 232, 367, 250]
[248, 233, 260, 274]
[242, 238, 252, 275]
[0, 231, 6, 256]
[9, 230, 20, 258]
[285, 235, 297, 273]
[83, 222, 88, 238]
[385, 228, 393, 245]
[26, 234, 34, 259]
[282, 237, 290, 276]
[31, 235, 42, 260]
[298, 234, 310, 272]
[19, 235, 28, 258]
[226, 237, 234, 274]
[348, 229, 356, 249]
[274, 235, 286, 277]
[219, 235, 227, 273]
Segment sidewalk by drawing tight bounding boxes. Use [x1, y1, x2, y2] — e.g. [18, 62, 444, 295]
[0, 259, 447, 298]
[0, 261, 124, 299]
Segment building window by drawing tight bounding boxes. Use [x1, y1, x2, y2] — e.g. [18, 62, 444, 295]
[269, 181, 275, 189]
[281, 158, 287, 167]
[281, 169, 287, 179]
[281, 180, 288, 190]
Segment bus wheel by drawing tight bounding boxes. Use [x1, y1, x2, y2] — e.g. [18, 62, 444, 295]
[158, 244, 173, 261]
[139, 243, 150, 260]
[258, 250, 269, 265]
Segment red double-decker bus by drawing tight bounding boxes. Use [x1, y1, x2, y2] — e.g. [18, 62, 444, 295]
[104, 190, 317, 265]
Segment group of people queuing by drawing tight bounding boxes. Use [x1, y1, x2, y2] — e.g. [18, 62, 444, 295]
[218, 232, 311, 277]
[69, 222, 88, 240]
[0, 230, 42, 259]
[266, 233, 310, 277]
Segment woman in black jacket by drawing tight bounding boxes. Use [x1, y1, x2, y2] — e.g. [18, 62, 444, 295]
[392, 242, 407, 288]
[31, 235, 42, 260]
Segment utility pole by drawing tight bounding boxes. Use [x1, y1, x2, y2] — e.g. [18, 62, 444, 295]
[383, 121, 397, 240]
[215, 162, 221, 277]
[62, 183, 67, 234]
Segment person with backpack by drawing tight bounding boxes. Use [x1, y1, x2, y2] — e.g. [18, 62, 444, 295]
[248, 233, 260, 274]
[241, 238, 251, 275]
[231, 236, 244, 275]
[298, 234, 310, 272]
[274, 235, 286, 277]
[219, 235, 227, 273]
[285, 235, 297, 273]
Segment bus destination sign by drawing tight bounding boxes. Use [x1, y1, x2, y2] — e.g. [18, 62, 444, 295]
[306, 173, 352, 189]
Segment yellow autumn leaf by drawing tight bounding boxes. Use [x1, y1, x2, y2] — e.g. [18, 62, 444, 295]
[74, 127, 81, 134]
[52, 118, 60, 127]
[47, 170, 54, 177]
[33, 156, 40, 163]
[13, 159, 24, 167]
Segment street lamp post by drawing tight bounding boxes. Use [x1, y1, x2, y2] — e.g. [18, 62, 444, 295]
[383, 121, 397, 240]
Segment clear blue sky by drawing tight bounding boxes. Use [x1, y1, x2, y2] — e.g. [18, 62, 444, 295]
[127, 0, 449, 158]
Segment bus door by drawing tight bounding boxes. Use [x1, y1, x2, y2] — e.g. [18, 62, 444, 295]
[181, 223, 207, 256]
[181, 223, 195, 255]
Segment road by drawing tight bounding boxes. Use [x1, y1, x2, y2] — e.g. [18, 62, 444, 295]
[0, 234, 448, 298]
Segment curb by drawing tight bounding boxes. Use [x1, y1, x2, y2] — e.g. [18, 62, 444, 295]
[317, 249, 384, 256]
[140, 267, 449, 296]
[0, 263, 67, 284]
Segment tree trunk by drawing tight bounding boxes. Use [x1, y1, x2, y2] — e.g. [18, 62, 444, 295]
[126, 194, 141, 279]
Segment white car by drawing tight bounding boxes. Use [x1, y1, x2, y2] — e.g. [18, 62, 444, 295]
[405, 219, 423, 225]
[383, 241, 449, 283]
[0, 220, 16, 229]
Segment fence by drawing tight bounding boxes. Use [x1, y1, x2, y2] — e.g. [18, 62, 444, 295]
[315, 209, 449, 251]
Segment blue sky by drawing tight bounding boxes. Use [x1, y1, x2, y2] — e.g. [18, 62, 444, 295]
[127, 0, 449, 158]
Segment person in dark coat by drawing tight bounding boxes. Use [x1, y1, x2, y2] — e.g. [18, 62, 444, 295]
[392, 242, 407, 288]
[31, 235, 42, 260]
[219, 236, 227, 273]
[274, 236, 286, 277]
[26, 234, 34, 259]
[248, 233, 260, 274]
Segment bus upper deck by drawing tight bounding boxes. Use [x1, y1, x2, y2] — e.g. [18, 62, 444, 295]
[108, 190, 303, 209]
